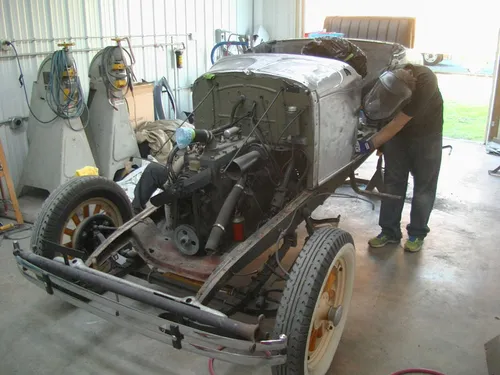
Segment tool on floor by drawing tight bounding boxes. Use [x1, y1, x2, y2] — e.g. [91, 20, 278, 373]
[0, 223, 32, 246]
[442, 144, 453, 155]
[11, 42, 97, 194]
[86, 38, 141, 180]
[0, 139, 23, 224]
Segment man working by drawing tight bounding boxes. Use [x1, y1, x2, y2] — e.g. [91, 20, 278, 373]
[355, 63, 444, 253]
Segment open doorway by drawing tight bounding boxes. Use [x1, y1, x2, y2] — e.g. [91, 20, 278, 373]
[303, 0, 498, 143]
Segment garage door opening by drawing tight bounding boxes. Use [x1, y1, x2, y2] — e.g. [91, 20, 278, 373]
[303, 0, 498, 143]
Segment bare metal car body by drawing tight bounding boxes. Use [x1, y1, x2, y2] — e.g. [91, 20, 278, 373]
[14, 40, 391, 373]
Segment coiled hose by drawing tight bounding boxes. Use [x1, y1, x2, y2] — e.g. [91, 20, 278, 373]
[46, 50, 86, 119]
[101, 45, 134, 101]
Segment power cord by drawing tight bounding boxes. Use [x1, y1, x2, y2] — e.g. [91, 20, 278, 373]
[7, 41, 89, 130]
[7, 42, 58, 125]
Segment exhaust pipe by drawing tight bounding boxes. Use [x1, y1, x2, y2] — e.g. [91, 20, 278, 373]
[226, 150, 263, 180]
[205, 177, 246, 252]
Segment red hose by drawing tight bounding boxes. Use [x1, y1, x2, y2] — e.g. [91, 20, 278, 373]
[208, 357, 216, 375]
[390, 369, 446, 375]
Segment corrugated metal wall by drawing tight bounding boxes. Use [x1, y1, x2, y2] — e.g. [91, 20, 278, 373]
[253, 0, 301, 40]
[0, 0, 298, 189]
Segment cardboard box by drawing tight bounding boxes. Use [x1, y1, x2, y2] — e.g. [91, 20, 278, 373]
[125, 82, 154, 129]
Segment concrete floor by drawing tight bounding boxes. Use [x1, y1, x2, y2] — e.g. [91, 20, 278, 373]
[1, 138, 500, 375]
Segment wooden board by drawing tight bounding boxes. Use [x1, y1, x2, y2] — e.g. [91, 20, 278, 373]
[0, 140, 23, 224]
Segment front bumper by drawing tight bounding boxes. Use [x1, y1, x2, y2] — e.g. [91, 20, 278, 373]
[14, 246, 287, 367]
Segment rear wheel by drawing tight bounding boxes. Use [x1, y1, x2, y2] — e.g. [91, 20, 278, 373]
[31, 176, 133, 264]
[272, 228, 356, 375]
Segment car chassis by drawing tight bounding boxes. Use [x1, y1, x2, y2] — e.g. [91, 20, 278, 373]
[13, 44, 402, 374]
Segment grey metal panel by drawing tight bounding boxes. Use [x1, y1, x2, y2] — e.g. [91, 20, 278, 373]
[317, 90, 360, 186]
[195, 53, 362, 188]
[0, 0, 255, 189]
[209, 53, 359, 97]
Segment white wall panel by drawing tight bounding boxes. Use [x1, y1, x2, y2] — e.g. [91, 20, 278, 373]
[0, 0, 255, 188]
[253, 0, 300, 40]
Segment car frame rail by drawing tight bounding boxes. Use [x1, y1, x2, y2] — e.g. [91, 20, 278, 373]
[13, 244, 287, 367]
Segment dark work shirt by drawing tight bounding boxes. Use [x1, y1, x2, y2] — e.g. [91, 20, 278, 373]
[398, 64, 444, 138]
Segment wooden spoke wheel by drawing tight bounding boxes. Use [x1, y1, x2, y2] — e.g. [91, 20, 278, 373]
[61, 198, 123, 251]
[31, 176, 133, 261]
[272, 228, 356, 375]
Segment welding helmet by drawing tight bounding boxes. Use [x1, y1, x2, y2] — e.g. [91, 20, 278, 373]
[362, 70, 413, 121]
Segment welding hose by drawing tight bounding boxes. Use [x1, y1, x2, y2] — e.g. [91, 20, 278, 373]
[47, 49, 86, 119]
[210, 41, 249, 64]
[154, 76, 176, 120]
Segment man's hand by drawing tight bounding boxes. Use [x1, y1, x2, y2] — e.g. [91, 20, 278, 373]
[370, 111, 412, 149]
[355, 139, 375, 154]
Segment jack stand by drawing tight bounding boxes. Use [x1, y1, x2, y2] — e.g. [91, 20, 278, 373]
[86, 38, 141, 180]
[20, 48, 96, 195]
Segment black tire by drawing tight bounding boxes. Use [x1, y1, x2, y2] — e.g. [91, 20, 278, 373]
[272, 228, 356, 375]
[31, 176, 133, 260]
[422, 53, 444, 66]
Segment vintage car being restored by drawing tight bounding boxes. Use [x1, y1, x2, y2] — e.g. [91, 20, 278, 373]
[14, 41, 396, 375]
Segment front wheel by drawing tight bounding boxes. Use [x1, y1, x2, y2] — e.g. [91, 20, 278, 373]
[31, 176, 133, 263]
[272, 228, 356, 375]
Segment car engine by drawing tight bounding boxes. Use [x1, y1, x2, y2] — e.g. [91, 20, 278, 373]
[151, 126, 308, 256]
[132, 50, 363, 265]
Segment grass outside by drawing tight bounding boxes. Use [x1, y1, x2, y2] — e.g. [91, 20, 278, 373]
[437, 73, 491, 142]
[443, 101, 489, 141]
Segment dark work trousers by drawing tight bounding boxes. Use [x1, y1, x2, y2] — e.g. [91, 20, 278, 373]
[132, 162, 169, 211]
[379, 133, 443, 239]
